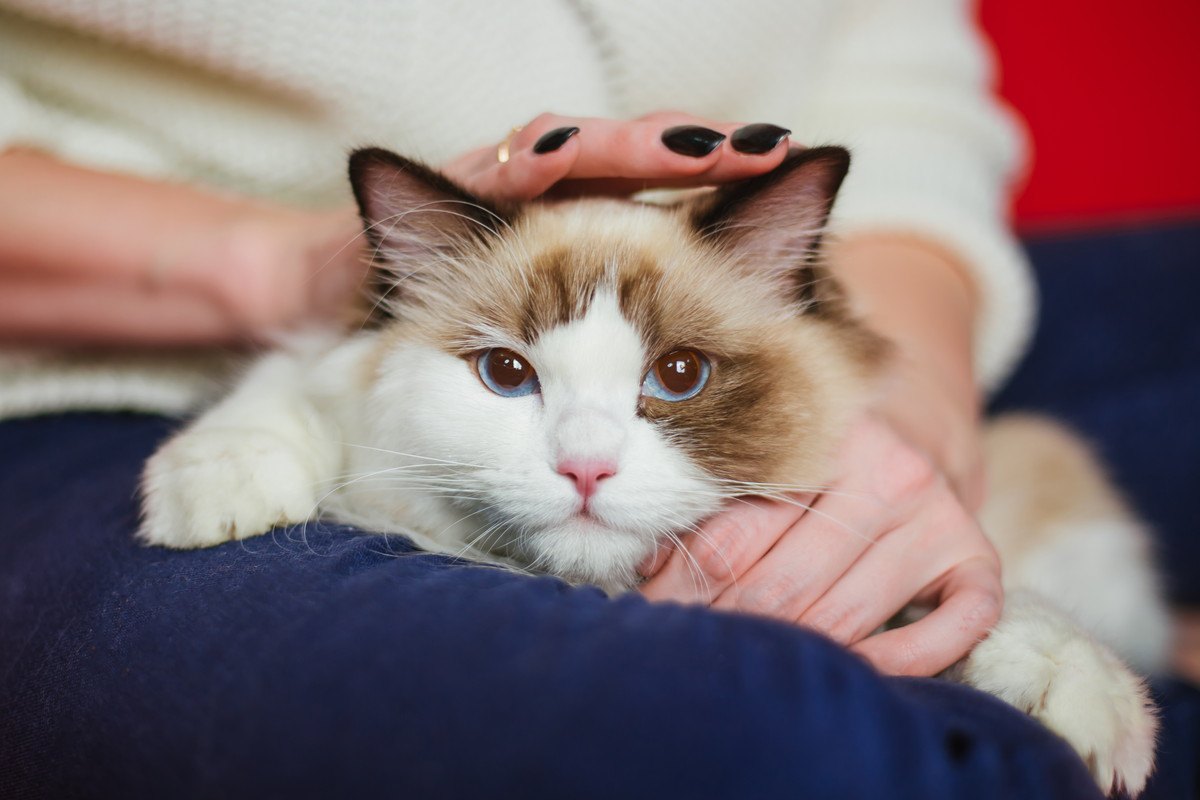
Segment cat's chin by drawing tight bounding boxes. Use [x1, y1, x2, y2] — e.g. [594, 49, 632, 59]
[518, 516, 656, 594]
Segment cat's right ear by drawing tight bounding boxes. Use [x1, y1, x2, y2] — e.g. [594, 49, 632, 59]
[348, 148, 510, 322]
[692, 146, 850, 314]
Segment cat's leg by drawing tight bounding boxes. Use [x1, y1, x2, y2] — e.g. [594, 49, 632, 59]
[959, 591, 1157, 797]
[969, 414, 1171, 796]
[980, 414, 1171, 673]
[140, 348, 344, 549]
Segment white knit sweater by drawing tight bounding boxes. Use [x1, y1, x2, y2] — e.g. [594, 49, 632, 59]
[0, 0, 1034, 418]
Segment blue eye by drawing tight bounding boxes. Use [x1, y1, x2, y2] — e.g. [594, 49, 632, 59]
[477, 348, 540, 397]
[642, 349, 710, 402]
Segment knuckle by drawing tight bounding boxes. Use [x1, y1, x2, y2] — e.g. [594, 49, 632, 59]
[687, 533, 737, 584]
[807, 603, 861, 642]
[736, 574, 804, 617]
[637, 109, 688, 122]
[528, 112, 564, 130]
[926, 491, 975, 536]
[891, 638, 931, 675]
[700, 514, 752, 559]
[976, 539, 1002, 570]
[878, 444, 939, 502]
[961, 587, 1003, 632]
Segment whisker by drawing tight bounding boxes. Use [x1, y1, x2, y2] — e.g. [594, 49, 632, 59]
[337, 442, 486, 470]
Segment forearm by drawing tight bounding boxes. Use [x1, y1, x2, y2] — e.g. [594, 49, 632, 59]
[828, 234, 983, 506]
[0, 147, 248, 286]
[0, 148, 363, 345]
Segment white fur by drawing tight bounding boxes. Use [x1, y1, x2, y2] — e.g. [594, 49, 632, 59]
[140, 346, 343, 548]
[1003, 520, 1171, 677]
[961, 592, 1158, 797]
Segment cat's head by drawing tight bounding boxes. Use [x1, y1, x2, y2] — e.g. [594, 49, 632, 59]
[347, 146, 885, 590]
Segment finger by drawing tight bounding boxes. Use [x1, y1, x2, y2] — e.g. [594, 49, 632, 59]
[634, 112, 798, 177]
[559, 118, 787, 182]
[636, 537, 676, 579]
[528, 114, 725, 179]
[796, 495, 986, 646]
[710, 416, 937, 622]
[851, 557, 1003, 677]
[639, 496, 810, 605]
[709, 488, 885, 620]
[453, 126, 583, 201]
[453, 113, 794, 201]
[542, 110, 720, 198]
[518, 113, 790, 181]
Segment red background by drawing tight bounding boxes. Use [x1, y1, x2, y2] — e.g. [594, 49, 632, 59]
[979, 1, 1200, 229]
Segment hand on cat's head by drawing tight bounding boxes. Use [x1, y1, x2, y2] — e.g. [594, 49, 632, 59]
[200, 112, 787, 341]
[442, 112, 794, 202]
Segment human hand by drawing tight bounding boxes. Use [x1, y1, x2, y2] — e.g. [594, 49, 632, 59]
[443, 112, 794, 202]
[640, 411, 1001, 678]
[162, 203, 366, 340]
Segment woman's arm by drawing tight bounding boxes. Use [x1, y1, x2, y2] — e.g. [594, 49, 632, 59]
[0, 147, 363, 345]
[830, 233, 984, 508]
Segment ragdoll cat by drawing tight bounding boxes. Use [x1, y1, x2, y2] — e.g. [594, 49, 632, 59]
[140, 146, 1170, 796]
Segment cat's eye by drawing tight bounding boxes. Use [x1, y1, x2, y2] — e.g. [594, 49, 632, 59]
[477, 348, 540, 397]
[642, 349, 710, 402]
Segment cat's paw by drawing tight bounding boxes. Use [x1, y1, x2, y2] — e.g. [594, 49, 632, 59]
[962, 597, 1158, 797]
[139, 427, 321, 548]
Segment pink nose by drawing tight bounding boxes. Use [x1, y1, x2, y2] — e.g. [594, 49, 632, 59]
[556, 458, 617, 504]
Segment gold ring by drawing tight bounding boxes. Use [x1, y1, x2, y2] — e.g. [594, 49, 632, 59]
[496, 125, 524, 164]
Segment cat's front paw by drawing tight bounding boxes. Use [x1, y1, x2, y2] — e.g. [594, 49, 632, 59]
[962, 597, 1158, 797]
[140, 427, 322, 548]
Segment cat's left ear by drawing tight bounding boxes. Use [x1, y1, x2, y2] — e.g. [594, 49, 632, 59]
[693, 146, 850, 311]
[348, 147, 510, 322]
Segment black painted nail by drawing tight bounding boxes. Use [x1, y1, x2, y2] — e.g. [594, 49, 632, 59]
[730, 123, 791, 155]
[533, 126, 580, 154]
[661, 125, 726, 158]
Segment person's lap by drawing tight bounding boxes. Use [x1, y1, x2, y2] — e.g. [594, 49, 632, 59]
[1, 412, 1099, 799]
[3, 222, 1199, 799]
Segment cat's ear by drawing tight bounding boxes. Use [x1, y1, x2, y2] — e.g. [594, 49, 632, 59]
[693, 146, 850, 313]
[348, 147, 510, 321]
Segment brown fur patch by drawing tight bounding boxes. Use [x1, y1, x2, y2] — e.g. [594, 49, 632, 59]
[980, 415, 1135, 564]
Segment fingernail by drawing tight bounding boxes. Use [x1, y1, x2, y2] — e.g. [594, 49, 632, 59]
[532, 126, 580, 154]
[661, 125, 726, 158]
[730, 123, 791, 155]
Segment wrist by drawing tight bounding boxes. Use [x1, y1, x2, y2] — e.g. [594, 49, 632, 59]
[170, 205, 364, 339]
[828, 233, 984, 505]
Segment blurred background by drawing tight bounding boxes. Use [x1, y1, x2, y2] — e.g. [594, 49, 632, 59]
[981, 0, 1200, 228]
[979, 0, 1200, 684]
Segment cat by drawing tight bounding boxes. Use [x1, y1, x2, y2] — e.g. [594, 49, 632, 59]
[139, 146, 1170, 796]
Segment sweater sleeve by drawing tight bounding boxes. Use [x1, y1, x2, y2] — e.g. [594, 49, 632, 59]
[0, 71, 38, 152]
[797, 0, 1035, 391]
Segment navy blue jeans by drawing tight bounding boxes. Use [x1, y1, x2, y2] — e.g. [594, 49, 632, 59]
[2, 223, 1198, 799]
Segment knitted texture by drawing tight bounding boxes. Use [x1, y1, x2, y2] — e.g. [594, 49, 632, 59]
[0, 0, 1033, 416]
